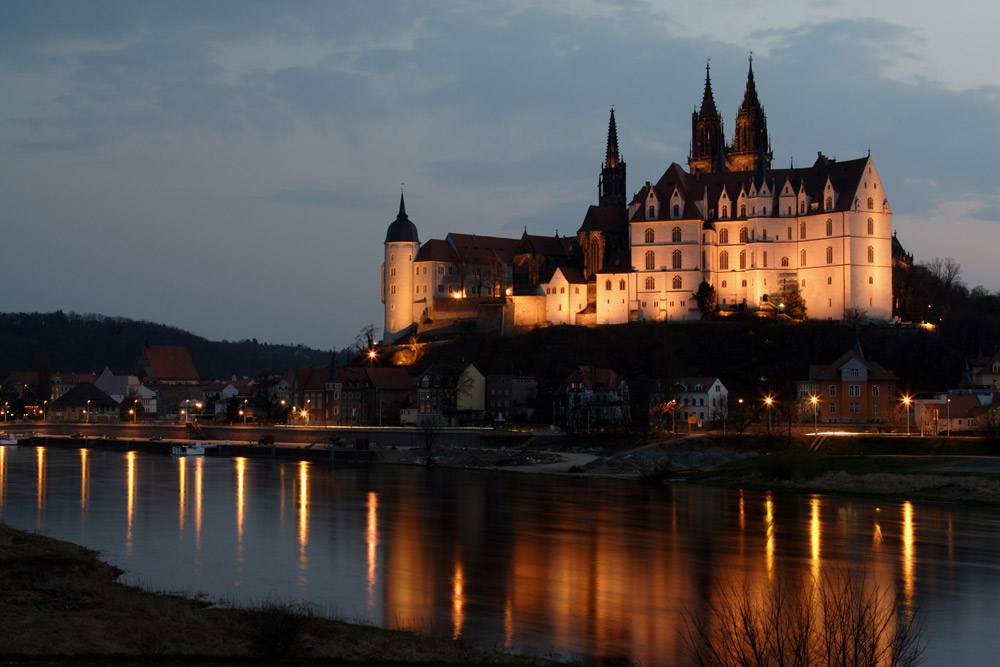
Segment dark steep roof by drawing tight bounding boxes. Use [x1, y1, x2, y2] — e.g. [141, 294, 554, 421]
[385, 192, 420, 243]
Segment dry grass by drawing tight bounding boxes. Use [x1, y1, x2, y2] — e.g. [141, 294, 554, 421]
[0, 524, 561, 665]
[797, 471, 1000, 501]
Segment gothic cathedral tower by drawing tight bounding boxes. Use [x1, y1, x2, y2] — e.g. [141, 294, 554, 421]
[688, 62, 726, 174]
[382, 191, 419, 342]
[598, 108, 627, 209]
[728, 56, 772, 173]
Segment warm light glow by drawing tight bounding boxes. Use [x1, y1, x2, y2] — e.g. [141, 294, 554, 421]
[36, 447, 46, 530]
[810, 395, 818, 405]
[0, 446, 6, 510]
[368, 349, 377, 360]
[902, 501, 915, 605]
[80, 448, 88, 512]
[452, 561, 465, 639]
[297, 462, 309, 588]
[810, 496, 821, 584]
[178, 456, 186, 532]
[126, 451, 136, 556]
[367, 491, 378, 609]
[194, 457, 203, 552]
[236, 457, 246, 545]
[902, 395, 912, 406]
[765, 493, 775, 579]
[505, 287, 512, 296]
[764, 395, 773, 406]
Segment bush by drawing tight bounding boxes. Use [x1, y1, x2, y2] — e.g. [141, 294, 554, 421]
[244, 598, 314, 659]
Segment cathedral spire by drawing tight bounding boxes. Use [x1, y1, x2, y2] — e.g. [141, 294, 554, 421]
[598, 108, 627, 208]
[699, 60, 720, 119]
[730, 53, 772, 172]
[689, 59, 726, 174]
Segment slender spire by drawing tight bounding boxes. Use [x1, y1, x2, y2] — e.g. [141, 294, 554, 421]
[398, 185, 407, 218]
[699, 59, 719, 118]
[605, 107, 620, 168]
[741, 53, 761, 111]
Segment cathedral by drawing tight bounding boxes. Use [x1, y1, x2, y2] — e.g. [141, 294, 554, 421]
[382, 59, 893, 343]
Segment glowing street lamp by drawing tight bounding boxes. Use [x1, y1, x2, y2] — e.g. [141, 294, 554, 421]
[946, 397, 951, 438]
[902, 395, 912, 436]
[243, 399, 248, 426]
[810, 395, 819, 434]
[764, 395, 774, 432]
[86, 399, 91, 424]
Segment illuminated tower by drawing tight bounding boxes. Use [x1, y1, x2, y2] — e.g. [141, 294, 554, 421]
[382, 191, 419, 342]
[729, 55, 772, 172]
[598, 108, 627, 208]
[688, 61, 726, 174]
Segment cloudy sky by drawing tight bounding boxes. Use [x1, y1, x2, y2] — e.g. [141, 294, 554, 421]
[2, 1, 998, 351]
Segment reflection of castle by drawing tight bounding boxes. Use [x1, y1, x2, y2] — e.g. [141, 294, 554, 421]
[382, 59, 893, 343]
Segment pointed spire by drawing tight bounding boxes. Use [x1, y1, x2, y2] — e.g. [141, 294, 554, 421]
[741, 53, 761, 111]
[398, 187, 407, 219]
[700, 59, 719, 118]
[605, 107, 620, 168]
[853, 327, 864, 359]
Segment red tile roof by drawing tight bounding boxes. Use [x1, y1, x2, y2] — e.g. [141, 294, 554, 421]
[142, 346, 199, 381]
[556, 365, 625, 394]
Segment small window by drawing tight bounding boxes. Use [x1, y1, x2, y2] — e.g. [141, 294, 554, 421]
[787, 226, 792, 240]
[739, 227, 748, 243]
[741, 279, 747, 287]
[672, 275, 682, 289]
[762, 252, 768, 268]
[869, 276, 874, 285]
[825, 197, 833, 210]
[672, 250, 682, 269]
[868, 197, 874, 210]
[781, 256, 789, 267]
[619, 279, 626, 290]
[740, 205, 746, 217]
[604, 280, 611, 290]
[829, 385, 836, 397]
[739, 250, 746, 269]
[644, 228, 654, 243]
[799, 201, 805, 214]
[867, 246, 875, 263]
[560, 286, 565, 293]
[872, 385, 880, 397]
[720, 228, 729, 244]
[799, 221, 806, 239]
[800, 249, 807, 266]
[645, 250, 655, 270]
[827, 276, 833, 285]
[673, 204, 680, 218]
[826, 246, 834, 264]
[672, 227, 682, 242]
[645, 276, 655, 290]
[721, 280, 727, 288]
[722, 206, 728, 218]
[648, 204, 655, 218]
[867, 218, 874, 235]
[720, 251, 729, 270]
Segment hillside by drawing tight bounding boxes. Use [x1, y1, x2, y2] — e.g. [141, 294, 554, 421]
[0, 311, 333, 381]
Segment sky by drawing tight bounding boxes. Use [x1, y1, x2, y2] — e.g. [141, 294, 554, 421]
[2, 1, 998, 351]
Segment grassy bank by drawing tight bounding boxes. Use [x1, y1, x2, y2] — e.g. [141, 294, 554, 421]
[0, 524, 562, 666]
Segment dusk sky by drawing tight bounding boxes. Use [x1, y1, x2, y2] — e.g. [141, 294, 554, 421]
[3, 1, 998, 351]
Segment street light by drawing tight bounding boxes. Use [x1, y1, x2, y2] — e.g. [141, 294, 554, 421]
[764, 395, 774, 432]
[243, 399, 248, 426]
[86, 399, 91, 424]
[133, 399, 139, 423]
[902, 395, 912, 436]
[810, 395, 818, 434]
[946, 397, 951, 438]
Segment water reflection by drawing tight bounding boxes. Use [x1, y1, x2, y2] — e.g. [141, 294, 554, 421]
[0, 447, 993, 666]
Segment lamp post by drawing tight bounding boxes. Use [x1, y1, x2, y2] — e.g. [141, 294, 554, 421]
[2, 402, 7, 423]
[86, 399, 91, 424]
[133, 399, 139, 423]
[42, 400, 47, 422]
[946, 398, 951, 438]
[243, 399, 248, 426]
[811, 395, 818, 434]
[903, 395, 911, 436]
[765, 395, 773, 433]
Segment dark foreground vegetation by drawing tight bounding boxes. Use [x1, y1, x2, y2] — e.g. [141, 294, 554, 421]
[0, 524, 558, 666]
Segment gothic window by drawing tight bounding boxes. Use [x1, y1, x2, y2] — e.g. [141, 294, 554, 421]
[645, 250, 655, 270]
[645, 276, 655, 290]
[672, 227, 681, 242]
[867, 246, 875, 263]
[672, 275, 682, 289]
[868, 218, 874, 235]
[619, 279, 626, 290]
[800, 249, 807, 266]
[739, 250, 746, 269]
[672, 250, 682, 269]
[390, 285, 396, 295]
[826, 246, 834, 264]
[828, 276, 833, 284]
[826, 219, 833, 236]
[799, 221, 806, 239]
[720, 228, 729, 244]
[672, 204, 680, 218]
[722, 206, 728, 218]
[781, 256, 789, 267]
[799, 201, 805, 214]
[604, 280, 611, 290]
[390, 267, 396, 277]
[762, 252, 768, 268]
[825, 196, 833, 210]
[560, 286, 565, 293]
[740, 205, 746, 217]
[763, 206, 768, 216]
[868, 197, 874, 210]
[648, 204, 655, 219]
[644, 228, 654, 243]
[739, 227, 748, 243]
[720, 251, 729, 270]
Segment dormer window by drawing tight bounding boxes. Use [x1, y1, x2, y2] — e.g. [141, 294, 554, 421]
[672, 204, 680, 218]
[722, 206, 728, 218]
[648, 205, 655, 219]
[825, 196, 833, 210]
[868, 197, 874, 209]
[799, 201, 805, 214]
[740, 205, 746, 217]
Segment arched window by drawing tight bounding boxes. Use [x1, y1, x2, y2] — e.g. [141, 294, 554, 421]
[868, 197, 874, 210]
[781, 256, 789, 267]
[619, 279, 626, 290]
[825, 196, 833, 210]
[672, 275, 682, 289]
[604, 280, 611, 290]
[722, 206, 728, 218]
[867, 246, 875, 263]
[672, 204, 680, 218]
[867, 218, 874, 235]
[720, 228, 729, 244]
[741, 279, 747, 287]
[799, 221, 806, 239]
[390, 284, 396, 295]
[648, 204, 655, 219]
[739, 227, 748, 243]
[800, 249, 807, 266]
[826, 246, 834, 264]
[826, 219, 833, 236]
[672, 227, 682, 242]
[869, 276, 874, 284]
[799, 201, 805, 214]
[645, 276, 655, 290]
[560, 286, 565, 293]
[645, 250, 655, 270]
[644, 228, 654, 243]
[740, 204, 746, 217]
[672, 249, 682, 269]
[719, 251, 729, 270]
[762, 252, 768, 268]
[739, 250, 746, 269]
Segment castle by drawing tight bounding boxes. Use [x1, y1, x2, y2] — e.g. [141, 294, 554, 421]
[382, 59, 893, 343]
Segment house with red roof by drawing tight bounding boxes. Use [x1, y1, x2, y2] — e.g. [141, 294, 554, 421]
[796, 341, 899, 424]
[555, 365, 629, 431]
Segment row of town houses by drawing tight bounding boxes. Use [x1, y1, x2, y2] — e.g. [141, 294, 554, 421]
[2, 344, 999, 434]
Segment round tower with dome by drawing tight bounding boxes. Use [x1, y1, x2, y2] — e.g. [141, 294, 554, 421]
[382, 190, 420, 342]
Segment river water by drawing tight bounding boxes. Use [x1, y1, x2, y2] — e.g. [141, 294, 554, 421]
[0, 445, 997, 664]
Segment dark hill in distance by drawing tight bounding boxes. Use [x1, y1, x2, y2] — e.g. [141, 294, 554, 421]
[0, 311, 334, 381]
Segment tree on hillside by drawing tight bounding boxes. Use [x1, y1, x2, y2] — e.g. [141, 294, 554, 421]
[779, 283, 807, 320]
[692, 281, 717, 318]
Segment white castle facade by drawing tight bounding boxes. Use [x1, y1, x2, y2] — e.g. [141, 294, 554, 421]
[382, 60, 893, 343]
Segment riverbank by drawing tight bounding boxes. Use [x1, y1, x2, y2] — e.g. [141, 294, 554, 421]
[0, 524, 563, 665]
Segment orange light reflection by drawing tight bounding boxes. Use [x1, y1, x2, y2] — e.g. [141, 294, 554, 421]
[366, 491, 378, 609]
[452, 562, 465, 640]
[902, 501, 914, 605]
[765, 493, 775, 579]
[126, 451, 136, 556]
[178, 456, 186, 532]
[297, 462, 309, 589]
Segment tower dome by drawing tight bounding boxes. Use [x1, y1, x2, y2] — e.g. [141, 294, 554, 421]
[385, 192, 419, 243]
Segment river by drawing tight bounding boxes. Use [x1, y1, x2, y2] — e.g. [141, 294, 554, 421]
[0, 445, 997, 664]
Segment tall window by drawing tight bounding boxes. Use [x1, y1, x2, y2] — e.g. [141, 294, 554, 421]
[645, 250, 655, 270]
[781, 256, 789, 267]
[868, 197, 874, 209]
[739, 250, 746, 269]
[867, 246, 875, 263]
[645, 276, 655, 290]
[787, 226, 792, 240]
[826, 246, 834, 264]
[739, 227, 748, 243]
[826, 219, 833, 236]
[672, 204, 680, 218]
[721, 206, 728, 218]
[644, 228, 654, 243]
[720, 251, 729, 270]
[799, 201, 805, 214]
[619, 279, 626, 290]
[648, 204, 655, 218]
[604, 280, 611, 290]
[825, 196, 833, 210]
[867, 218, 874, 235]
[672, 275, 682, 289]
[671, 227, 682, 242]
[672, 249, 682, 269]
[762, 252, 768, 268]
[800, 249, 807, 266]
[799, 221, 806, 239]
[740, 204, 746, 217]
[720, 228, 729, 244]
